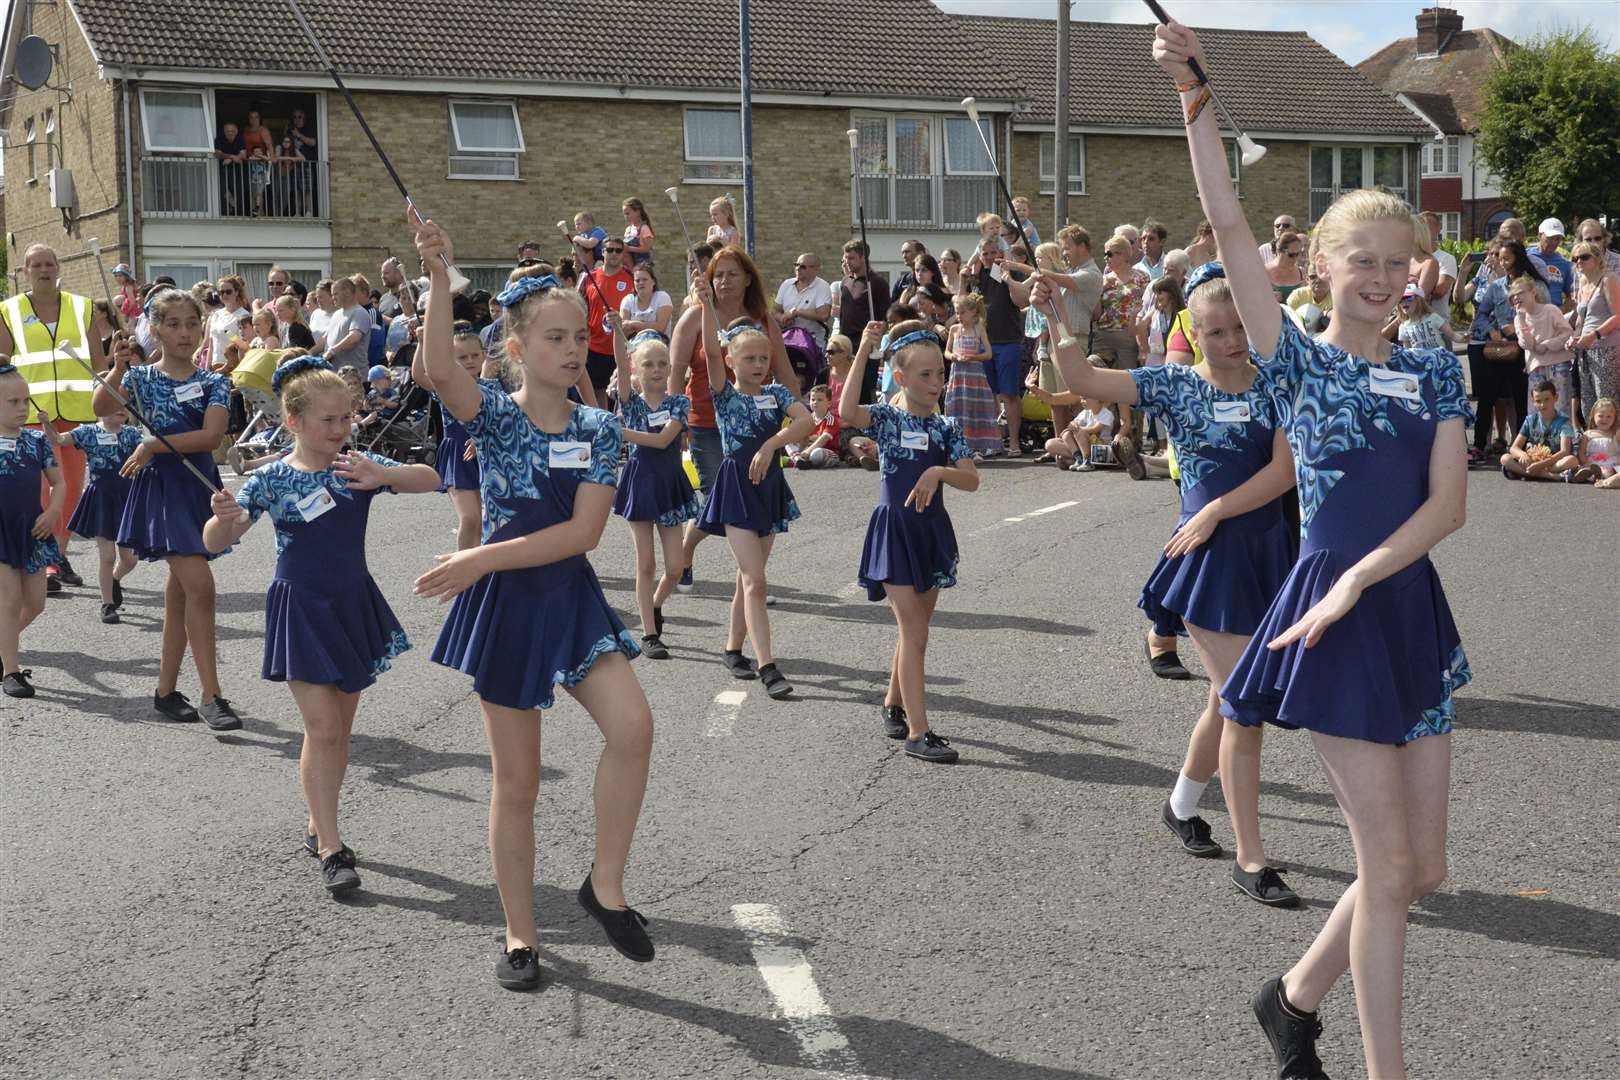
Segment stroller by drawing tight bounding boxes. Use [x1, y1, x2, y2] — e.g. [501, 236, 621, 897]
[227, 347, 296, 471]
[781, 325, 825, 395]
[360, 365, 436, 465]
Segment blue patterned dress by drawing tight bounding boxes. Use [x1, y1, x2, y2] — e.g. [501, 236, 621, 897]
[0, 429, 63, 573]
[434, 379, 502, 492]
[66, 423, 144, 542]
[613, 392, 700, 525]
[1129, 363, 1297, 636]
[696, 382, 801, 537]
[116, 365, 231, 560]
[235, 454, 410, 693]
[857, 403, 972, 601]
[430, 384, 639, 710]
[1222, 318, 1474, 745]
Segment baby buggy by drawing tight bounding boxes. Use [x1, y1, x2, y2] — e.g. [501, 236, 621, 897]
[361, 366, 436, 465]
[226, 347, 295, 473]
[781, 324, 825, 395]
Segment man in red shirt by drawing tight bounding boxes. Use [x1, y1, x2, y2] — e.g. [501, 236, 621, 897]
[582, 239, 634, 394]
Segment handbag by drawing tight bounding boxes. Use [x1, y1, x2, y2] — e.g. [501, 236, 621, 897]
[1483, 339, 1520, 362]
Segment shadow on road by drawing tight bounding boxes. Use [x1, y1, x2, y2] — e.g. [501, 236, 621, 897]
[1460, 693, 1617, 740]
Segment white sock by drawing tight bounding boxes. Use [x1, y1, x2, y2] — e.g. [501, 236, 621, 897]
[1168, 773, 1208, 821]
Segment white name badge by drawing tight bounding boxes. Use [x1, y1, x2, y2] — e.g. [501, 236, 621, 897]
[173, 381, 205, 403]
[646, 410, 671, 429]
[900, 429, 930, 451]
[1367, 367, 1422, 402]
[549, 441, 592, 469]
[96, 431, 119, 445]
[752, 395, 777, 412]
[0, 437, 16, 452]
[1212, 401, 1252, 423]
[294, 486, 336, 522]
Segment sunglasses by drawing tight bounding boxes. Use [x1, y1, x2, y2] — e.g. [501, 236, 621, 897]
[604, 247, 625, 253]
[220, 288, 237, 296]
[1574, 254, 1594, 263]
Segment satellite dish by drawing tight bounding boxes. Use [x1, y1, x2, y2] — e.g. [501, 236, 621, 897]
[14, 36, 54, 91]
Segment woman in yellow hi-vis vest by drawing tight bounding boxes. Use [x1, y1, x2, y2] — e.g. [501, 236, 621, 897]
[0, 243, 108, 592]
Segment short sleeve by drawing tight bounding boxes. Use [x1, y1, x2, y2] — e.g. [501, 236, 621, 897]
[461, 380, 507, 436]
[1251, 314, 1315, 393]
[667, 395, 691, 426]
[865, 402, 899, 446]
[769, 383, 797, 414]
[711, 381, 737, 411]
[584, 411, 622, 487]
[235, 471, 271, 522]
[1430, 349, 1473, 423]
[1129, 363, 1178, 418]
[204, 373, 232, 411]
[942, 416, 971, 463]
[68, 424, 99, 451]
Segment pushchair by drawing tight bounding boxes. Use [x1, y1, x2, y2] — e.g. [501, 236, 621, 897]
[361, 365, 436, 465]
[227, 347, 296, 471]
[781, 325, 825, 395]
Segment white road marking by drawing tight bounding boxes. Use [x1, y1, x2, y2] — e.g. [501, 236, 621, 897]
[732, 904, 867, 1078]
[703, 689, 747, 737]
[990, 498, 1083, 529]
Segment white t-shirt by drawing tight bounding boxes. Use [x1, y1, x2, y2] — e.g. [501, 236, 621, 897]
[208, 306, 248, 367]
[323, 304, 372, 366]
[619, 289, 672, 325]
[1075, 407, 1114, 432]
[776, 276, 833, 346]
[1431, 249, 1458, 323]
[308, 307, 334, 343]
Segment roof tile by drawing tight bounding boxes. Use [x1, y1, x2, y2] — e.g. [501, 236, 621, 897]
[1355, 27, 1515, 131]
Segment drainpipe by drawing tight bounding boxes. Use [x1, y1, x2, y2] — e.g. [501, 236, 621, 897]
[121, 79, 137, 271]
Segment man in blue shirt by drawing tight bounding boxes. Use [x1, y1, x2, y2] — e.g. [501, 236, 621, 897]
[1535, 218, 1575, 311]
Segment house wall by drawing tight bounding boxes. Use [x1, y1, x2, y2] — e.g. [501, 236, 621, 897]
[326, 94, 852, 295]
[1421, 176, 1463, 214]
[1, 6, 128, 296]
[1010, 132, 1313, 253]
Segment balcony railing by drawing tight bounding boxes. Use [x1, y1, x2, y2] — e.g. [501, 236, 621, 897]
[140, 154, 330, 221]
[856, 173, 998, 230]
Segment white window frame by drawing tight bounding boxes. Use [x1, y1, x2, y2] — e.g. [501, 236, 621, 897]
[1309, 144, 1412, 222]
[1423, 136, 1460, 177]
[1038, 132, 1086, 196]
[138, 88, 215, 153]
[942, 116, 996, 176]
[24, 118, 37, 182]
[682, 106, 744, 184]
[447, 98, 523, 181]
[1440, 212, 1461, 242]
[850, 112, 1000, 229]
[1226, 139, 1242, 199]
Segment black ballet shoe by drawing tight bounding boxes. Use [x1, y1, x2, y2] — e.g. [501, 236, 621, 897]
[723, 650, 757, 679]
[578, 871, 655, 963]
[1146, 638, 1192, 680]
[641, 634, 670, 660]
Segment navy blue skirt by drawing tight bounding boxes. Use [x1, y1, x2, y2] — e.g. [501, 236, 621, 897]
[857, 504, 959, 602]
[69, 473, 132, 542]
[696, 458, 800, 537]
[263, 573, 409, 694]
[614, 450, 699, 526]
[118, 455, 225, 561]
[0, 508, 61, 574]
[1138, 511, 1295, 637]
[437, 430, 480, 491]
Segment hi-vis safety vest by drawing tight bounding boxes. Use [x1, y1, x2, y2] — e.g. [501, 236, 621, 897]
[2, 290, 98, 422]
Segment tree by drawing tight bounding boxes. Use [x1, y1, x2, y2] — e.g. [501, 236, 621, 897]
[1476, 29, 1620, 229]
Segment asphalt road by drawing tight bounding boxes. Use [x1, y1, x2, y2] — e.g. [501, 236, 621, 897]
[3, 458, 1615, 1080]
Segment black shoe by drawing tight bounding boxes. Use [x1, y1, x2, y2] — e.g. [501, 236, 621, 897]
[1253, 975, 1329, 1080]
[1233, 865, 1301, 907]
[653, 606, 664, 636]
[100, 602, 120, 625]
[112, 578, 124, 609]
[46, 572, 62, 595]
[2, 670, 36, 698]
[1146, 638, 1192, 680]
[903, 730, 959, 763]
[1161, 800, 1223, 857]
[758, 662, 793, 699]
[1501, 464, 1522, 480]
[153, 690, 199, 722]
[723, 649, 757, 679]
[641, 633, 670, 660]
[882, 704, 908, 739]
[495, 944, 542, 990]
[57, 558, 84, 587]
[320, 846, 361, 893]
[578, 871, 655, 962]
[198, 698, 243, 732]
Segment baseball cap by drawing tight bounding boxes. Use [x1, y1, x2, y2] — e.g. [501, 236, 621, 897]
[367, 365, 389, 381]
[1537, 217, 1565, 237]
[1402, 283, 1421, 300]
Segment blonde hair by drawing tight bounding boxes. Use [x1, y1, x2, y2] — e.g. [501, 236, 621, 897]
[1034, 241, 1063, 271]
[708, 195, 737, 227]
[1402, 290, 1434, 319]
[1186, 278, 1236, 332]
[824, 333, 853, 356]
[148, 287, 205, 323]
[631, 336, 670, 368]
[886, 319, 942, 372]
[1103, 234, 1132, 259]
[1506, 275, 1544, 303]
[504, 283, 586, 352]
[21, 242, 58, 267]
[1587, 396, 1617, 436]
[1572, 240, 1605, 278]
[280, 365, 350, 418]
[975, 211, 1003, 232]
[1309, 188, 1423, 265]
[954, 292, 988, 323]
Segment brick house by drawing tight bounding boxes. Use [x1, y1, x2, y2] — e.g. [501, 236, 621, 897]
[965, 15, 1431, 255]
[1357, 6, 1517, 243]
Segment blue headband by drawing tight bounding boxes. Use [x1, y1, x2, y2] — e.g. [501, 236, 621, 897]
[271, 354, 335, 394]
[885, 329, 944, 358]
[1184, 261, 1226, 298]
[495, 274, 560, 309]
[629, 330, 668, 348]
[719, 321, 763, 345]
[0, 363, 17, 377]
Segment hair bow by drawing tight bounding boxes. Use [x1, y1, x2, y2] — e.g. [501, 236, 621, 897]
[495, 274, 560, 309]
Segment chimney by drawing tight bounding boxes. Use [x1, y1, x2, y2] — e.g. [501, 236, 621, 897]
[1416, 6, 1464, 56]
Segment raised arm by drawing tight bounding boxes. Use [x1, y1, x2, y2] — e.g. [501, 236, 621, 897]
[693, 274, 727, 394]
[669, 304, 700, 394]
[413, 217, 481, 422]
[839, 320, 884, 431]
[1153, 22, 1278, 356]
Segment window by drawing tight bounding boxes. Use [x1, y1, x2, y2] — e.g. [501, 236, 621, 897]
[942, 117, 995, 173]
[1038, 133, 1085, 195]
[146, 263, 213, 291]
[1226, 139, 1242, 199]
[463, 265, 516, 296]
[140, 89, 213, 152]
[683, 108, 743, 183]
[24, 118, 36, 181]
[448, 99, 523, 180]
[1423, 136, 1459, 176]
[1439, 212, 1460, 242]
[43, 107, 55, 136]
[1309, 144, 1412, 221]
[852, 113, 999, 229]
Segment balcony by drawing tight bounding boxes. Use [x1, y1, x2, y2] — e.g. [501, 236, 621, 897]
[855, 173, 998, 230]
[140, 154, 330, 221]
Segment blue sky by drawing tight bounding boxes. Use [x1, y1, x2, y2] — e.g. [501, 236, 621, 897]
[934, 0, 1620, 65]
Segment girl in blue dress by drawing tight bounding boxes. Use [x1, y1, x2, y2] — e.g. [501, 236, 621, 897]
[52, 408, 142, 624]
[0, 368, 65, 698]
[839, 319, 978, 764]
[611, 327, 700, 660]
[1038, 265, 1300, 906]
[204, 356, 441, 895]
[410, 218, 655, 991]
[99, 290, 242, 732]
[692, 272, 815, 700]
[1157, 24, 1472, 1080]
[412, 321, 487, 551]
